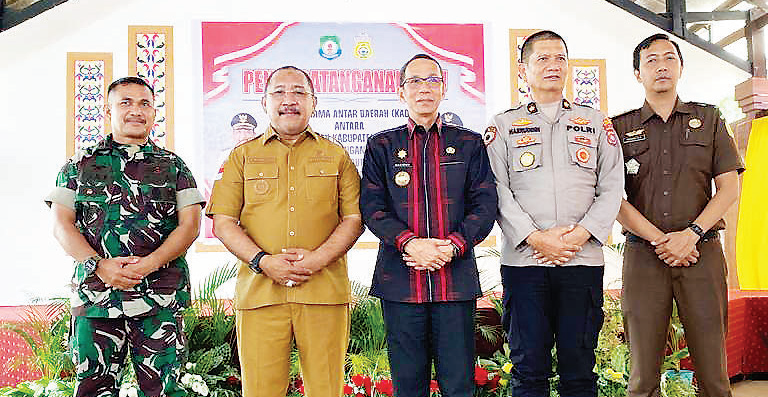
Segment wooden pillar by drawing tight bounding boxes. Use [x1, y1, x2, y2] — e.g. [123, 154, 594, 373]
[727, 77, 768, 287]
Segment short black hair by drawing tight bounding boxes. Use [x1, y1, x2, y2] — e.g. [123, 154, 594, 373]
[633, 33, 684, 71]
[399, 53, 443, 86]
[107, 76, 154, 97]
[264, 66, 316, 95]
[520, 30, 568, 64]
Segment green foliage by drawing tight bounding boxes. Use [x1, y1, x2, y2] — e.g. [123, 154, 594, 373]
[184, 262, 238, 350]
[180, 263, 241, 397]
[346, 281, 389, 377]
[0, 378, 74, 397]
[661, 371, 697, 397]
[0, 299, 73, 381]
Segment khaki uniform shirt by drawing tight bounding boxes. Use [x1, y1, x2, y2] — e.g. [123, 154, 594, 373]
[206, 126, 361, 310]
[611, 99, 744, 232]
[486, 99, 624, 267]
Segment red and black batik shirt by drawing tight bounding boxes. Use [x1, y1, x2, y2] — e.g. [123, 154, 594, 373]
[360, 119, 497, 303]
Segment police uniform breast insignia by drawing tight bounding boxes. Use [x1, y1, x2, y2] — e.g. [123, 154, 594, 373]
[569, 117, 591, 125]
[575, 148, 590, 163]
[446, 146, 455, 155]
[519, 151, 536, 167]
[483, 126, 497, 146]
[254, 180, 269, 195]
[574, 135, 592, 145]
[394, 171, 411, 187]
[510, 118, 533, 127]
[626, 158, 640, 175]
[689, 118, 702, 128]
[397, 149, 407, 159]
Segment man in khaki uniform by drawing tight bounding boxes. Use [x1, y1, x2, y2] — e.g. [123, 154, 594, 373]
[613, 34, 743, 397]
[207, 66, 363, 397]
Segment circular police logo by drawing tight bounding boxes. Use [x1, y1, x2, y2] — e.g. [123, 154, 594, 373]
[576, 148, 591, 163]
[519, 151, 535, 167]
[689, 118, 702, 128]
[483, 126, 497, 146]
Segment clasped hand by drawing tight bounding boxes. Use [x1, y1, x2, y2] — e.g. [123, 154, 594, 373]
[96, 256, 160, 290]
[529, 225, 588, 265]
[651, 230, 700, 267]
[260, 248, 327, 287]
[402, 238, 454, 271]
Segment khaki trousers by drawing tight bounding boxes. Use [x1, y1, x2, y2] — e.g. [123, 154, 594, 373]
[622, 237, 731, 397]
[236, 303, 350, 397]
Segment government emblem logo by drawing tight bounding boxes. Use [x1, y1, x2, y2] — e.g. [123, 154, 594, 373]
[395, 171, 411, 187]
[397, 149, 407, 159]
[354, 33, 373, 60]
[626, 158, 640, 175]
[319, 35, 342, 60]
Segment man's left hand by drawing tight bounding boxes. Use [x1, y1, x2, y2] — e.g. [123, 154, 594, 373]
[126, 256, 162, 278]
[561, 225, 591, 247]
[284, 248, 328, 273]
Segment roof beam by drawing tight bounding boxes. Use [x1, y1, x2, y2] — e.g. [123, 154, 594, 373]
[605, 0, 751, 72]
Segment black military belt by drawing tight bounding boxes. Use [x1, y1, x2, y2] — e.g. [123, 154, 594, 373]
[625, 230, 719, 244]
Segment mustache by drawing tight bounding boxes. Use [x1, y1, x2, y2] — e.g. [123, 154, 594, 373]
[278, 106, 301, 115]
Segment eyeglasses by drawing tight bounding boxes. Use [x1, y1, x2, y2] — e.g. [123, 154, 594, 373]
[267, 88, 313, 99]
[403, 76, 443, 87]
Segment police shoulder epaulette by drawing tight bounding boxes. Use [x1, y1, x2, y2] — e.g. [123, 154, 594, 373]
[503, 104, 524, 113]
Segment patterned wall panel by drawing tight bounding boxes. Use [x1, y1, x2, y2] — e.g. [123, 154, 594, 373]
[567, 59, 608, 114]
[66, 53, 113, 157]
[509, 29, 538, 106]
[128, 25, 174, 150]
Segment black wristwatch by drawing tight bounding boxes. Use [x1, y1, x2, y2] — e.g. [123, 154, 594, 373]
[688, 223, 705, 238]
[82, 255, 103, 276]
[248, 251, 268, 274]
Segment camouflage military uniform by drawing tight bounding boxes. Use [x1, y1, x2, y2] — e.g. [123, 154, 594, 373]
[46, 134, 204, 397]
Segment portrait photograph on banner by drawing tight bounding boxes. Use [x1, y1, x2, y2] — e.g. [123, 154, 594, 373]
[198, 21, 486, 248]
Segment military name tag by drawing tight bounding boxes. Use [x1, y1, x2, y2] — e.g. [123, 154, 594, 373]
[395, 171, 411, 186]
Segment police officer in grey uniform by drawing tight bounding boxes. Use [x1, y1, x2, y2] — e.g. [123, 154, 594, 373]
[485, 30, 624, 397]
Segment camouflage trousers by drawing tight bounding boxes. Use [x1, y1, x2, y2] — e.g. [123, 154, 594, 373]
[71, 310, 186, 397]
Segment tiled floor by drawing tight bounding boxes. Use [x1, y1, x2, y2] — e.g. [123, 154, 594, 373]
[732, 380, 768, 396]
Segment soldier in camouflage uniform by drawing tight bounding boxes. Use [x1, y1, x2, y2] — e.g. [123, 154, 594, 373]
[46, 77, 205, 397]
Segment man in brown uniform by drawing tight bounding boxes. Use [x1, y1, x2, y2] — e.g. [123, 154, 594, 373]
[206, 66, 363, 397]
[612, 34, 744, 397]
